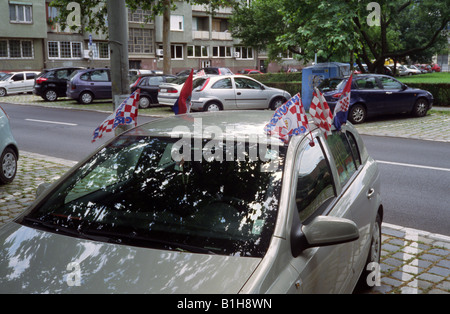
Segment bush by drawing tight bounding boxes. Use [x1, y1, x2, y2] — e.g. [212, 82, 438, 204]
[264, 82, 301, 97]
[405, 83, 450, 106]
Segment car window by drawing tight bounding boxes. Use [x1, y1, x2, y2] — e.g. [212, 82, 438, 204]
[80, 72, 89, 81]
[379, 76, 402, 90]
[211, 78, 232, 89]
[22, 136, 286, 257]
[90, 70, 109, 82]
[26, 73, 36, 80]
[148, 76, 164, 85]
[55, 70, 70, 80]
[295, 138, 336, 222]
[346, 131, 361, 168]
[11, 73, 24, 81]
[354, 77, 379, 89]
[326, 132, 357, 186]
[235, 77, 262, 89]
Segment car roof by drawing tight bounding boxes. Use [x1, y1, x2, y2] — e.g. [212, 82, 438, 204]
[43, 67, 84, 71]
[128, 111, 317, 144]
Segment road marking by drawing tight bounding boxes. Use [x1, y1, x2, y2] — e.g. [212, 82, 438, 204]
[25, 118, 78, 126]
[376, 160, 450, 173]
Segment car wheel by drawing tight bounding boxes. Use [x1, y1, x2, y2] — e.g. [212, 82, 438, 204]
[358, 213, 382, 290]
[0, 147, 17, 184]
[0, 88, 6, 97]
[270, 97, 286, 110]
[348, 104, 366, 124]
[79, 92, 94, 104]
[412, 98, 428, 117]
[203, 102, 222, 112]
[139, 96, 152, 109]
[44, 89, 58, 102]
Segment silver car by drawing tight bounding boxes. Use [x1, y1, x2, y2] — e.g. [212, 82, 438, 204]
[190, 75, 291, 111]
[0, 71, 40, 97]
[0, 105, 19, 184]
[0, 111, 382, 293]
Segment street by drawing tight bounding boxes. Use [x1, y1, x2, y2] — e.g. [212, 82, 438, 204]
[2, 102, 450, 236]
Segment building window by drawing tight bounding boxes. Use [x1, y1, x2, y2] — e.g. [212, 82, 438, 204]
[128, 28, 154, 54]
[187, 45, 209, 58]
[47, 41, 83, 59]
[128, 9, 153, 24]
[235, 46, 253, 60]
[170, 15, 184, 31]
[92, 42, 110, 59]
[171, 44, 183, 60]
[0, 39, 34, 59]
[212, 46, 232, 58]
[9, 3, 33, 23]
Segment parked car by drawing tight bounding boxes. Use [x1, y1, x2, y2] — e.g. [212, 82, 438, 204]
[130, 74, 176, 108]
[67, 68, 111, 104]
[323, 74, 434, 124]
[197, 67, 234, 76]
[0, 110, 383, 293]
[189, 75, 291, 111]
[33, 67, 84, 101]
[158, 75, 212, 107]
[415, 64, 430, 74]
[405, 65, 422, 75]
[0, 105, 19, 184]
[239, 69, 264, 75]
[431, 63, 441, 72]
[0, 71, 40, 97]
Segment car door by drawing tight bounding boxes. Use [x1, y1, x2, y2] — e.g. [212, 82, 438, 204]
[208, 77, 237, 109]
[8, 73, 25, 93]
[378, 76, 416, 113]
[89, 69, 111, 99]
[24, 73, 37, 92]
[234, 77, 268, 109]
[289, 135, 356, 293]
[352, 76, 385, 116]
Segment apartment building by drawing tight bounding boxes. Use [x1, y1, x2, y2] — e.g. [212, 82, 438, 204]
[1, 1, 300, 74]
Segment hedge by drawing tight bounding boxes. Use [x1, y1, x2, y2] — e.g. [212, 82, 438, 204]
[403, 83, 450, 107]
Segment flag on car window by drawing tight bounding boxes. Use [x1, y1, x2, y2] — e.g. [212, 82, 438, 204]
[173, 69, 194, 115]
[333, 74, 353, 130]
[92, 89, 140, 142]
[264, 93, 311, 143]
[309, 87, 333, 138]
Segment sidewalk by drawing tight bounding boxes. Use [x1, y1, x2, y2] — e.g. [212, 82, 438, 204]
[1, 150, 449, 294]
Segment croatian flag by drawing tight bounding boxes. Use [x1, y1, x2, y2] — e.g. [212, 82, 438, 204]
[173, 69, 194, 115]
[92, 89, 140, 142]
[333, 74, 353, 131]
[264, 93, 311, 143]
[309, 87, 333, 138]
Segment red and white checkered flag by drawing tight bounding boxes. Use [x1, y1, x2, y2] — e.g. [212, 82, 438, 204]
[309, 87, 333, 138]
[92, 89, 140, 142]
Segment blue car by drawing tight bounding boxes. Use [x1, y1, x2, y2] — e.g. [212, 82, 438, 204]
[323, 74, 434, 124]
[0, 105, 19, 184]
[67, 68, 112, 104]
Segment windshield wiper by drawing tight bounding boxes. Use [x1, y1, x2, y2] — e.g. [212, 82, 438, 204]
[85, 229, 217, 254]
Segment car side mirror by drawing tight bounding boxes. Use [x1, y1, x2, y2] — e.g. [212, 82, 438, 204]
[291, 216, 359, 257]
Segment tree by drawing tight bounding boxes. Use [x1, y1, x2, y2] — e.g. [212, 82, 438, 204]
[229, 0, 449, 72]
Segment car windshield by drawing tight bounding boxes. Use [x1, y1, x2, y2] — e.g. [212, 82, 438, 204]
[0, 74, 13, 81]
[22, 135, 285, 257]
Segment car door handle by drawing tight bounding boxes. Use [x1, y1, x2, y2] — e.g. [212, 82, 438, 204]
[237, 92, 241, 95]
[367, 188, 375, 199]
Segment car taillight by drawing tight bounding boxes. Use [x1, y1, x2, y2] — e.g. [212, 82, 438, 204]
[36, 77, 48, 84]
[167, 88, 178, 93]
[332, 93, 342, 99]
[71, 84, 77, 90]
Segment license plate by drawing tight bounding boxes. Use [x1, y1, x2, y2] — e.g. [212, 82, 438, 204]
[160, 89, 167, 92]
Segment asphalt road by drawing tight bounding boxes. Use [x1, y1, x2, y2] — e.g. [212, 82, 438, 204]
[2, 103, 450, 235]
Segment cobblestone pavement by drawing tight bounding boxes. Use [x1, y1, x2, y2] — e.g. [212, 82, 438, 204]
[0, 97, 449, 293]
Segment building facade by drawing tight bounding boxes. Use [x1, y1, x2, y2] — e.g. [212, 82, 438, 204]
[1, 0, 302, 74]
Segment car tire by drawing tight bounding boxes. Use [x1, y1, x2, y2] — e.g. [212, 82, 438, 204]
[78, 92, 94, 104]
[357, 213, 382, 290]
[0, 88, 6, 97]
[139, 96, 152, 109]
[270, 97, 286, 110]
[44, 89, 58, 102]
[203, 101, 222, 112]
[412, 98, 428, 117]
[0, 147, 17, 184]
[348, 104, 366, 124]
